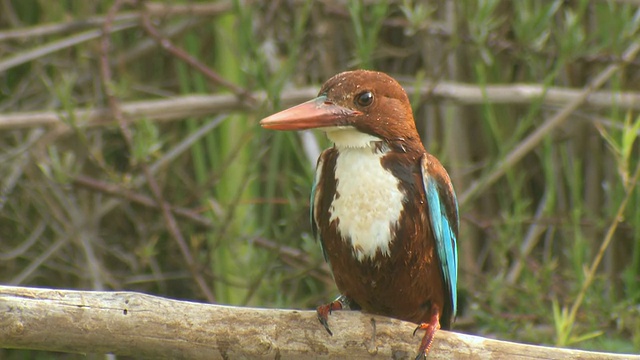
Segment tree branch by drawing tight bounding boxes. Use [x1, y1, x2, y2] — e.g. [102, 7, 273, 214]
[1, 82, 639, 130]
[0, 285, 636, 359]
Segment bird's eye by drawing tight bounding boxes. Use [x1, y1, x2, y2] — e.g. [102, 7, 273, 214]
[355, 91, 374, 107]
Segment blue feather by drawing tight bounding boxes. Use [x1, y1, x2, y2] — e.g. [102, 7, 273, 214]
[310, 152, 329, 262]
[423, 169, 459, 318]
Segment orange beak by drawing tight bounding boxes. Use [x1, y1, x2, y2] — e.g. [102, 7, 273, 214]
[260, 95, 362, 131]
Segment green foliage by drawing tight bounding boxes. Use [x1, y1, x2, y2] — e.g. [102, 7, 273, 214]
[1, 0, 640, 358]
[553, 298, 604, 347]
[132, 118, 162, 164]
[38, 146, 78, 184]
[348, 0, 389, 69]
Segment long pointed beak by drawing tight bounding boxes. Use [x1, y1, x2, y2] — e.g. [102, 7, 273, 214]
[260, 95, 362, 131]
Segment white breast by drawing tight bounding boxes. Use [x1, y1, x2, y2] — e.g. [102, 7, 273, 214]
[329, 144, 406, 261]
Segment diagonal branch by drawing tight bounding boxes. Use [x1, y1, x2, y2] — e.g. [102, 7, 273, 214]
[140, 3, 256, 105]
[459, 40, 640, 207]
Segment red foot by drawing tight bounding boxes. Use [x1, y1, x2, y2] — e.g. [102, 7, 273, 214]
[413, 305, 441, 359]
[316, 299, 344, 336]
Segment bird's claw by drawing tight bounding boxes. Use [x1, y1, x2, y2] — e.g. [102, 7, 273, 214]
[413, 304, 441, 359]
[316, 297, 350, 336]
[413, 323, 435, 359]
[412, 324, 421, 337]
[316, 304, 334, 336]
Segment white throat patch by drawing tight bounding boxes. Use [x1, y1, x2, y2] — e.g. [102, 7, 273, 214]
[326, 128, 405, 261]
[325, 127, 380, 148]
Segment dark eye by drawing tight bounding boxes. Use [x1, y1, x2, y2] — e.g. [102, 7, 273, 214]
[355, 91, 374, 107]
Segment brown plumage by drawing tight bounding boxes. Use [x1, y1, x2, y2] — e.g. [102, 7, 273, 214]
[261, 70, 459, 359]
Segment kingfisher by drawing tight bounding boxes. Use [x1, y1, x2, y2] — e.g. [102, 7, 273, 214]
[260, 70, 459, 359]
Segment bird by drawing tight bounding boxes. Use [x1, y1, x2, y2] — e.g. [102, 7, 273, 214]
[260, 70, 459, 359]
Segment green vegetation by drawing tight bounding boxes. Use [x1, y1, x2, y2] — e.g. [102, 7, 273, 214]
[1, 0, 639, 357]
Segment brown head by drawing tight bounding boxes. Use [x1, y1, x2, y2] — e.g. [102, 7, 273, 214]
[260, 70, 421, 149]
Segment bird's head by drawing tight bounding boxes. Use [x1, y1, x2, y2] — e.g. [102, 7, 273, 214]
[260, 70, 420, 149]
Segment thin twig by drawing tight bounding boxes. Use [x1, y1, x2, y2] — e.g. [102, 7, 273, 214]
[147, 114, 228, 176]
[143, 1, 232, 16]
[0, 221, 46, 261]
[73, 175, 213, 229]
[9, 236, 70, 285]
[252, 237, 332, 279]
[0, 2, 231, 42]
[0, 13, 138, 41]
[0, 129, 45, 212]
[114, 18, 200, 67]
[0, 22, 137, 73]
[505, 191, 552, 285]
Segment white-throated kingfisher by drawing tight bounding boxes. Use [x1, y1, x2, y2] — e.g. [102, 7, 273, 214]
[260, 70, 459, 359]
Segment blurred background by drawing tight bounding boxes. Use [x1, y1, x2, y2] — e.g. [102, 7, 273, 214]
[1, 0, 639, 357]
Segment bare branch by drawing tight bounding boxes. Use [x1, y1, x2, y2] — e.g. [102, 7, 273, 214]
[0, 285, 636, 359]
[1, 82, 639, 130]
